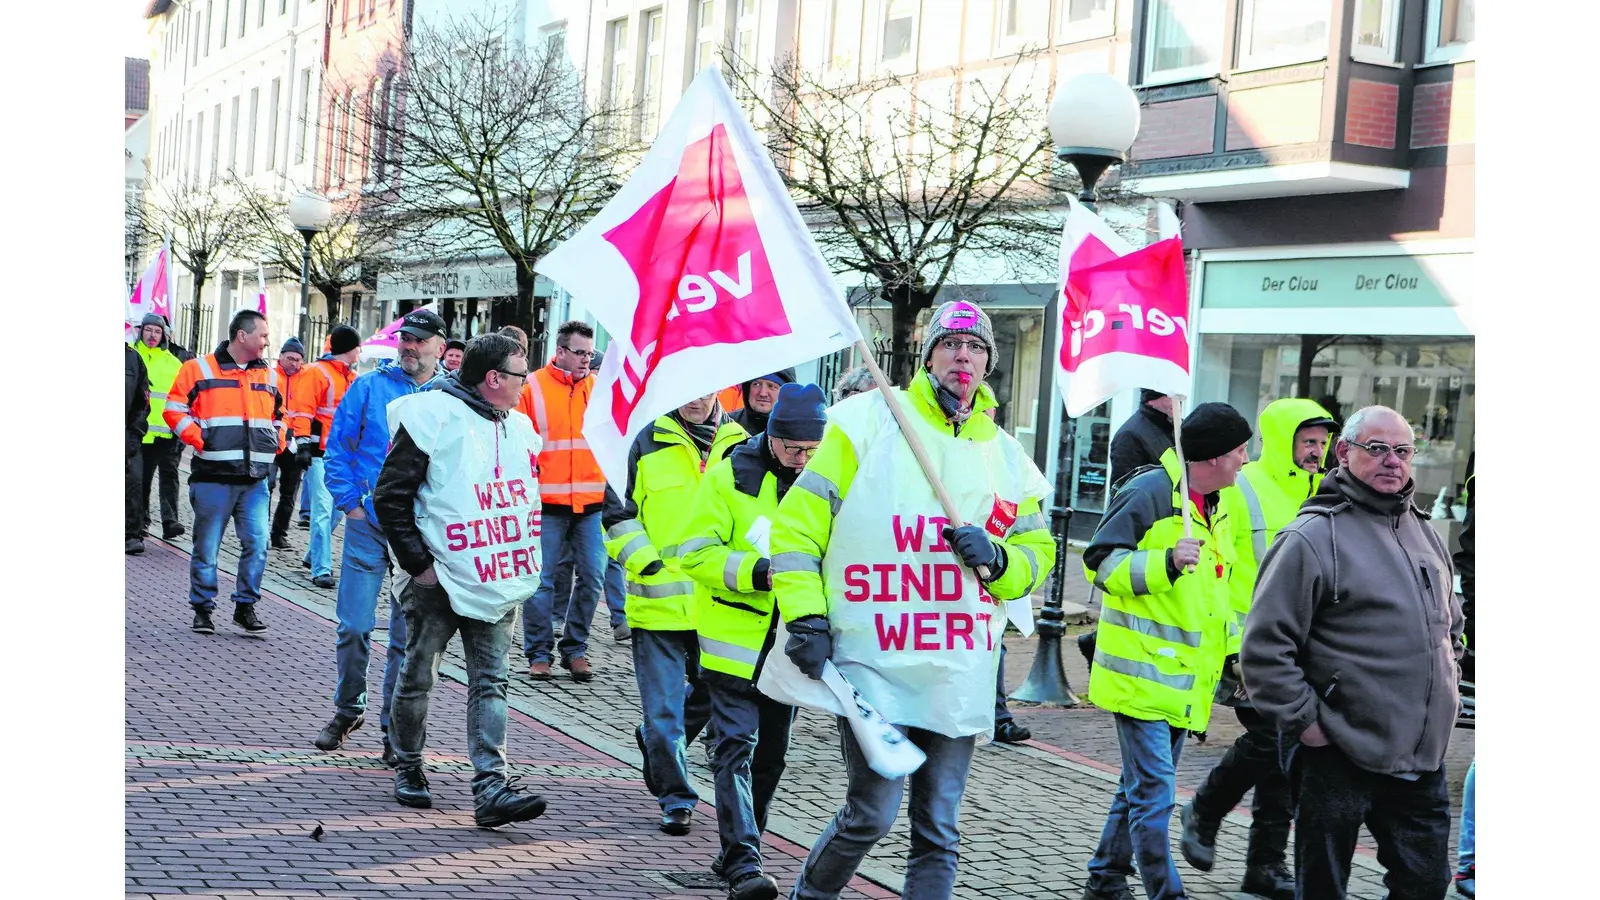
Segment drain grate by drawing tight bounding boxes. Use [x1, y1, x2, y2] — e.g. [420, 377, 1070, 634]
[657, 871, 727, 890]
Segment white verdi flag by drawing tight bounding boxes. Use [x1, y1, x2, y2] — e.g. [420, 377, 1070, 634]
[125, 240, 174, 341]
[535, 67, 862, 494]
[1053, 200, 1193, 417]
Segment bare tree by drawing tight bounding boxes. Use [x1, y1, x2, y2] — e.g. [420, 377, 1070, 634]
[139, 178, 265, 351]
[243, 187, 410, 327]
[363, 7, 626, 351]
[725, 49, 1070, 384]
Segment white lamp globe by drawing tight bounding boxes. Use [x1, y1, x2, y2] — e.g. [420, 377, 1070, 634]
[1048, 73, 1142, 159]
[287, 192, 333, 232]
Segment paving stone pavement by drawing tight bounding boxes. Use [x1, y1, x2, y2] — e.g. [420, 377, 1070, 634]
[132, 462, 1465, 898]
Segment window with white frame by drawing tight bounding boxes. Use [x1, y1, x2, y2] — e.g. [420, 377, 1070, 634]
[639, 8, 666, 140]
[1425, 0, 1474, 62]
[246, 87, 259, 174]
[327, 97, 342, 184]
[734, 0, 759, 63]
[692, 0, 718, 73]
[1236, 0, 1329, 70]
[605, 18, 631, 124]
[296, 67, 312, 164]
[827, 0, 862, 72]
[995, 0, 1048, 52]
[220, 0, 230, 46]
[1059, 0, 1115, 44]
[366, 83, 381, 181]
[1351, 0, 1400, 63]
[258, 0, 266, 27]
[341, 90, 355, 181]
[1141, 0, 1225, 83]
[881, 0, 916, 64]
[205, 1, 213, 56]
[545, 26, 567, 61]
[267, 77, 281, 171]
[210, 103, 222, 182]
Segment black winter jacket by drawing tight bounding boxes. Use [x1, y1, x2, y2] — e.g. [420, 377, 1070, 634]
[1109, 404, 1174, 491]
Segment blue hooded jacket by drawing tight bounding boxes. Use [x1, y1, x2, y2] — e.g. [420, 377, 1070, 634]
[325, 359, 447, 517]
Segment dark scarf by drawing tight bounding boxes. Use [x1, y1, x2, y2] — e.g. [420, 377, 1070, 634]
[670, 408, 720, 458]
[926, 372, 976, 430]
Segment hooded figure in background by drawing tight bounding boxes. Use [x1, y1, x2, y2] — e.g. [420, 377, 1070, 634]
[728, 368, 796, 436]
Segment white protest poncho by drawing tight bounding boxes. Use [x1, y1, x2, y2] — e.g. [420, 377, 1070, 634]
[821, 390, 1051, 738]
[386, 391, 544, 623]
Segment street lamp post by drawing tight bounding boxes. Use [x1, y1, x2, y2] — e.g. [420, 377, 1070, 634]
[286, 192, 333, 343]
[1013, 73, 1142, 708]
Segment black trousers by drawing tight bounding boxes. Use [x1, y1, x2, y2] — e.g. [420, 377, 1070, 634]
[1191, 706, 1293, 867]
[126, 434, 145, 540]
[271, 452, 306, 541]
[140, 438, 182, 531]
[1292, 745, 1451, 900]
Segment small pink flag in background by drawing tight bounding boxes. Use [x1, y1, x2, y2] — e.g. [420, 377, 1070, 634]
[361, 302, 439, 361]
[125, 241, 174, 341]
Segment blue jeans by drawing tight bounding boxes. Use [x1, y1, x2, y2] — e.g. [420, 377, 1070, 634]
[793, 721, 977, 900]
[604, 556, 627, 630]
[1086, 713, 1187, 900]
[302, 456, 345, 578]
[706, 669, 796, 881]
[332, 514, 409, 731]
[633, 628, 711, 812]
[389, 579, 515, 792]
[521, 507, 605, 663]
[188, 479, 269, 611]
[1457, 759, 1475, 873]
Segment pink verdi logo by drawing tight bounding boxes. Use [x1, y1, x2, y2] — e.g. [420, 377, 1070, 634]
[938, 301, 983, 330]
[1060, 236, 1190, 374]
[602, 124, 793, 432]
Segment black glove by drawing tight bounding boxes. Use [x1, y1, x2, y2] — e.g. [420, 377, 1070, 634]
[752, 558, 772, 592]
[784, 614, 833, 679]
[294, 442, 315, 468]
[640, 559, 664, 577]
[941, 525, 1007, 580]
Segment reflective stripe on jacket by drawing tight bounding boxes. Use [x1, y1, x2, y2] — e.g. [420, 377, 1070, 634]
[517, 361, 606, 512]
[278, 365, 316, 439]
[134, 341, 183, 443]
[602, 415, 748, 631]
[164, 345, 285, 482]
[680, 437, 780, 680]
[303, 359, 357, 451]
[1083, 447, 1235, 733]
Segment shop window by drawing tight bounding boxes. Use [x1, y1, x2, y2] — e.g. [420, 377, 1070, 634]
[1141, 0, 1225, 84]
[1196, 333, 1475, 504]
[1236, 0, 1329, 71]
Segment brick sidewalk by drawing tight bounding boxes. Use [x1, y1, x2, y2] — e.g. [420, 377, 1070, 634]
[135, 465, 1436, 898]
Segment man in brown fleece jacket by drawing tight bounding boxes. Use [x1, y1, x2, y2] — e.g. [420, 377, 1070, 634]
[1242, 405, 1464, 900]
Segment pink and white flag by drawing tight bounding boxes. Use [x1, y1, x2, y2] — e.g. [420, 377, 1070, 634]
[1053, 200, 1192, 418]
[535, 67, 861, 493]
[253, 262, 269, 316]
[361, 302, 438, 361]
[125, 240, 174, 341]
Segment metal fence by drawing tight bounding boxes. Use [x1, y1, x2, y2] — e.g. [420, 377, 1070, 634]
[173, 303, 215, 353]
[305, 317, 332, 356]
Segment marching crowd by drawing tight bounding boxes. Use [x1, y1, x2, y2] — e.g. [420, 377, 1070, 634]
[124, 300, 1475, 900]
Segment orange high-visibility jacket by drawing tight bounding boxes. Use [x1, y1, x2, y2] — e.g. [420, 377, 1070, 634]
[164, 346, 286, 482]
[718, 385, 744, 413]
[278, 364, 316, 439]
[301, 359, 357, 451]
[517, 360, 607, 513]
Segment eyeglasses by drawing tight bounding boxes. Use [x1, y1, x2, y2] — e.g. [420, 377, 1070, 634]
[558, 346, 595, 359]
[774, 439, 821, 459]
[1346, 439, 1417, 462]
[938, 337, 990, 357]
[493, 367, 531, 382]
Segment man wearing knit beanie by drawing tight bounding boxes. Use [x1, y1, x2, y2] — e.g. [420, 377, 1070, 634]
[270, 337, 314, 549]
[679, 382, 827, 899]
[298, 325, 364, 588]
[771, 298, 1056, 898]
[1081, 400, 1251, 900]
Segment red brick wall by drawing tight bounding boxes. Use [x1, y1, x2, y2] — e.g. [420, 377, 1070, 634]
[1411, 74, 1475, 148]
[321, 0, 407, 193]
[1345, 79, 1398, 149]
[1130, 96, 1217, 160]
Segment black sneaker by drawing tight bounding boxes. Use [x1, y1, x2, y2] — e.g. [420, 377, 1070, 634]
[1082, 887, 1135, 900]
[474, 776, 547, 828]
[270, 534, 290, 550]
[191, 608, 215, 634]
[727, 871, 779, 900]
[1179, 800, 1218, 872]
[994, 719, 1032, 744]
[394, 766, 432, 809]
[233, 604, 269, 635]
[313, 713, 364, 751]
[126, 538, 146, 555]
[298, 516, 311, 529]
[163, 524, 186, 540]
[312, 574, 336, 589]
[1241, 861, 1295, 900]
[709, 850, 726, 879]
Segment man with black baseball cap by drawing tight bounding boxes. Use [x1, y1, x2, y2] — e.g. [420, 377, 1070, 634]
[1082, 401, 1252, 900]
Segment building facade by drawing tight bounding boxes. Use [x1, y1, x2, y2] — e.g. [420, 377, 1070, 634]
[141, 0, 329, 349]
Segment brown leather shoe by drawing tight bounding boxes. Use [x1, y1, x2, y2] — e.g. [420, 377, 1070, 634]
[527, 661, 552, 681]
[565, 657, 594, 683]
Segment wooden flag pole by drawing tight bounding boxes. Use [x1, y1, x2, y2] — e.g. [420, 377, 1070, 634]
[1169, 394, 1196, 574]
[855, 340, 992, 581]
